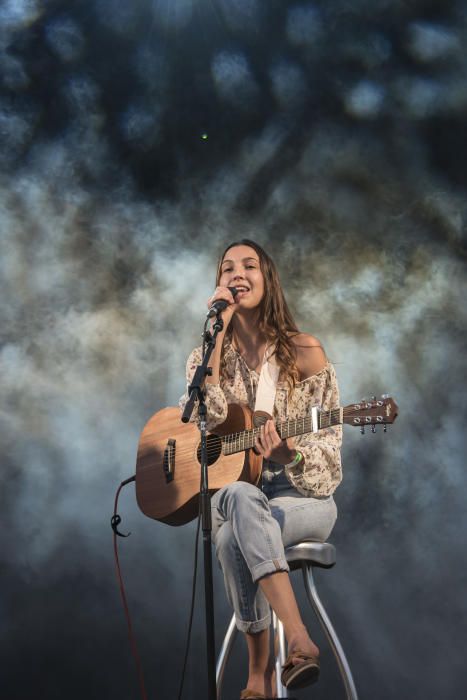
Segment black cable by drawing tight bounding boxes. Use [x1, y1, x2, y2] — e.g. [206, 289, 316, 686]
[177, 506, 202, 700]
[111, 476, 149, 700]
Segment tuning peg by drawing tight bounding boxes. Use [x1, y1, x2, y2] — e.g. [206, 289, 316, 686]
[371, 395, 376, 401]
[371, 425, 376, 433]
[384, 425, 388, 433]
[381, 393, 389, 399]
[360, 426, 365, 435]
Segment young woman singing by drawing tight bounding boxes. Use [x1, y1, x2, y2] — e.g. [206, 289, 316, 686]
[179, 239, 342, 699]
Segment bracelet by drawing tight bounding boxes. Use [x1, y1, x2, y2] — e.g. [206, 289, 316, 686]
[283, 450, 304, 469]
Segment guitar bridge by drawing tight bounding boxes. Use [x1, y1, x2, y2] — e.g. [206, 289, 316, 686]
[163, 439, 176, 483]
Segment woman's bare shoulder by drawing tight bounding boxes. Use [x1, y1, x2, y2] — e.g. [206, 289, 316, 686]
[290, 333, 327, 379]
[290, 332, 323, 349]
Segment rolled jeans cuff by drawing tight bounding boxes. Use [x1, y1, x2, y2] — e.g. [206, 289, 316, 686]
[251, 556, 289, 583]
[235, 611, 271, 634]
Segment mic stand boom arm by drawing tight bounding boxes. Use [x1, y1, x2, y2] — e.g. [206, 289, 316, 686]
[181, 313, 224, 700]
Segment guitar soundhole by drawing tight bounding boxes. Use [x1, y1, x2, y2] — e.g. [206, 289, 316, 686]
[196, 435, 222, 466]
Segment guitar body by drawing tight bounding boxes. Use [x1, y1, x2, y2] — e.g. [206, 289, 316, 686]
[135, 403, 263, 526]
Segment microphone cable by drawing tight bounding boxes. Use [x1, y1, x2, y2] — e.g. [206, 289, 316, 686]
[177, 506, 202, 700]
[112, 478, 203, 700]
[111, 475, 149, 700]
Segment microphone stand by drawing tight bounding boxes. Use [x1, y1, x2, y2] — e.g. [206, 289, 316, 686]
[181, 311, 224, 700]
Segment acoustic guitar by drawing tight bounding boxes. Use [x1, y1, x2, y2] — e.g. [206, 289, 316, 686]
[135, 396, 398, 526]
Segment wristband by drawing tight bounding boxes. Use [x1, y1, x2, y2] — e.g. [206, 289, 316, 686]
[283, 450, 304, 469]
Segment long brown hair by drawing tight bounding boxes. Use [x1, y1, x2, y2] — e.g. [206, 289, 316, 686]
[216, 239, 301, 392]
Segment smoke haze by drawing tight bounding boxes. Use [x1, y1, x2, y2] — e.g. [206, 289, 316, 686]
[1, 1, 466, 698]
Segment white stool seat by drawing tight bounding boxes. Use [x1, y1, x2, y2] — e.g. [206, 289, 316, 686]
[285, 541, 336, 569]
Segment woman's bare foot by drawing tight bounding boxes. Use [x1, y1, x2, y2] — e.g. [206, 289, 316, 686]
[287, 624, 320, 663]
[245, 665, 276, 697]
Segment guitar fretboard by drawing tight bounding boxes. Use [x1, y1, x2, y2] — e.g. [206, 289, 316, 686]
[221, 408, 342, 456]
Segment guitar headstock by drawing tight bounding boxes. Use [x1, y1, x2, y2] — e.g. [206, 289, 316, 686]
[343, 395, 398, 433]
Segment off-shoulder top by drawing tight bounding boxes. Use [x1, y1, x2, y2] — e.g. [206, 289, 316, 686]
[178, 341, 342, 497]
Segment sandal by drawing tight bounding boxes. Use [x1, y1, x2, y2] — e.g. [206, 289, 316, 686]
[281, 649, 320, 690]
[240, 690, 266, 699]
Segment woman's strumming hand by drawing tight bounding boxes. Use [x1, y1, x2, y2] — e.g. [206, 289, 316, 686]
[254, 419, 297, 464]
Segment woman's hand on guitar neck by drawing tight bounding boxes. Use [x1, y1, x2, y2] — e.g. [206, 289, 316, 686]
[255, 419, 297, 464]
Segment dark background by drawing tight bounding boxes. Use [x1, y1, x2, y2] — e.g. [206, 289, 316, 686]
[1, 1, 467, 698]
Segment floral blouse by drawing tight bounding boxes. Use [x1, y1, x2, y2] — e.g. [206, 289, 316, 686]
[178, 341, 342, 497]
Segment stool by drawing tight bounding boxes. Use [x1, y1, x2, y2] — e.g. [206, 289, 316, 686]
[216, 542, 358, 699]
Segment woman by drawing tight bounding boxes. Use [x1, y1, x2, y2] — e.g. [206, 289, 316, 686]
[179, 240, 342, 699]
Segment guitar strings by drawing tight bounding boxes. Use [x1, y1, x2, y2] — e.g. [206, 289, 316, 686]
[157, 407, 386, 461]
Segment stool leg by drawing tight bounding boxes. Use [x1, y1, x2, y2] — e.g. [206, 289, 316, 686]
[216, 614, 238, 700]
[272, 610, 288, 698]
[302, 564, 359, 700]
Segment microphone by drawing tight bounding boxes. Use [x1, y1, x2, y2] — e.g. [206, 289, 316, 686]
[207, 287, 238, 318]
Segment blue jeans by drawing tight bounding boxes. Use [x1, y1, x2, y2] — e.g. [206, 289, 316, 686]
[211, 467, 338, 633]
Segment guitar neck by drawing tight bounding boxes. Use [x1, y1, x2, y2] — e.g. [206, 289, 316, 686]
[222, 407, 343, 456]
